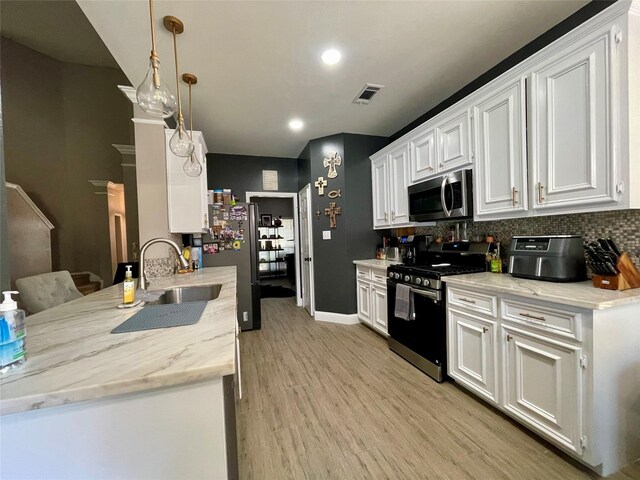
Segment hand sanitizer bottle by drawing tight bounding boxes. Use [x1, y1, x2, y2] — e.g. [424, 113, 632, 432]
[123, 265, 135, 304]
[0, 291, 26, 372]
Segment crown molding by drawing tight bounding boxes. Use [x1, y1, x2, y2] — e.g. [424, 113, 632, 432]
[132, 118, 168, 126]
[112, 144, 136, 155]
[118, 85, 137, 104]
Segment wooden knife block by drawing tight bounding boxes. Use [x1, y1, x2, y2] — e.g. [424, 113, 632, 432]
[592, 252, 640, 291]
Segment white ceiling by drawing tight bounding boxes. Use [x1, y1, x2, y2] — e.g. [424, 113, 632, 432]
[0, 0, 119, 68]
[77, 0, 589, 158]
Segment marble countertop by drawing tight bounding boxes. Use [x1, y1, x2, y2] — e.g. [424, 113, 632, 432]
[0, 267, 237, 416]
[353, 259, 401, 268]
[444, 273, 640, 310]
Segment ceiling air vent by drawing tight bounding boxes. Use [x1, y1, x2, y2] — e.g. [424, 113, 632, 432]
[353, 83, 384, 105]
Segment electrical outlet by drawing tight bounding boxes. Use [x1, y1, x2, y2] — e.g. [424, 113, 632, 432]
[323, 231, 331, 240]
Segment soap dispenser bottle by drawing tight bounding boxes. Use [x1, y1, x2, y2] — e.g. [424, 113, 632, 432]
[123, 265, 135, 305]
[0, 291, 26, 371]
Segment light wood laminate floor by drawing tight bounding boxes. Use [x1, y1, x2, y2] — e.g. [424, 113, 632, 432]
[237, 298, 640, 479]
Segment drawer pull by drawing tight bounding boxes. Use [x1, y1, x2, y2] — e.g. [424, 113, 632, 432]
[506, 334, 513, 342]
[459, 297, 476, 304]
[519, 312, 546, 321]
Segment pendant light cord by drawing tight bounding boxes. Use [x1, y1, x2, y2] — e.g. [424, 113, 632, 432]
[188, 83, 194, 140]
[172, 27, 184, 135]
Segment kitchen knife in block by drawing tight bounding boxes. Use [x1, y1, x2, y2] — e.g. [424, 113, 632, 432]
[592, 252, 640, 291]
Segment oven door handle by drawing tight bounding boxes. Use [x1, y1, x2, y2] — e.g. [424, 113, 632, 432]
[410, 287, 439, 300]
[441, 175, 452, 217]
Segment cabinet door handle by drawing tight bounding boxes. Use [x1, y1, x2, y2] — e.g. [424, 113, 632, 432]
[482, 327, 488, 333]
[439, 163, 444, 168]
[384, 212, 388, 222]
[506, 334, 513, 342]
[519, 312, 546, 321]
[459, 297, 476, 304]
[428, 166, 434, 171]
[537, 182, 545, 204]
[391, 211, 396, 221]
[512, 187, 518, 206]
[204, 213, 208, 227]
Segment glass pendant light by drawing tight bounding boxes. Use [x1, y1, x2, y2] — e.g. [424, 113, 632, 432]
[164, 15, 194, 157]
[182, 73, 203, 177]
[136, 0, 177, 118]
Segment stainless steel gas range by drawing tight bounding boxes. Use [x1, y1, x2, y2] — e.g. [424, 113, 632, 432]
[386, 242, 493, 382]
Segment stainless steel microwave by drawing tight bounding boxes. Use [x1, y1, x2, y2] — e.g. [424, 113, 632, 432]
[408, 169, 473, 222]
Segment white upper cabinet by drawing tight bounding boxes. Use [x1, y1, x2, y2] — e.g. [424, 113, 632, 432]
[473, 78, 528, 220]
[409, 128, 436, 183]
[389, 145, 410, 225]
[371, 155, 390, 228]
[166, 130, 209, 233]
[436, 109, 472, 172]
[529, 29, 617, 213]
[371, 145, 410, 229]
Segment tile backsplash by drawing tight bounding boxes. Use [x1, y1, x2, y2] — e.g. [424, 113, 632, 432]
[413, 209, 640, 266]
[142, 233, 185, 279]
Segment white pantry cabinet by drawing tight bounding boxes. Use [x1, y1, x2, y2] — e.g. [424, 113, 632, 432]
[355, 264, 388, 336]
[166, 130, 209, 233]
[371, 145, 410, 229]
[472, 78, 528, 220]
[446, 282, 640, 476]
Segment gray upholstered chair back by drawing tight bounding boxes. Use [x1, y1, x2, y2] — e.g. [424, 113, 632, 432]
[16, 271, 84, 315]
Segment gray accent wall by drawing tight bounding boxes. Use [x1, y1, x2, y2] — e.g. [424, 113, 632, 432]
[298, 133, 388, 315]
[253, 197, 294, 219]
[207, 153, 299, 198]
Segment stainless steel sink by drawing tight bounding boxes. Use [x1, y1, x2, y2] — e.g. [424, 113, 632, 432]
[150, 284, 222, 305]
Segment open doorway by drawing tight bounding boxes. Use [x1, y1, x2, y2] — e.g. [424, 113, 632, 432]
[246, 191, 302, 306]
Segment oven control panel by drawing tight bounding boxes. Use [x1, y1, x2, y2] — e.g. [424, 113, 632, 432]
[387, 270, 438, 290]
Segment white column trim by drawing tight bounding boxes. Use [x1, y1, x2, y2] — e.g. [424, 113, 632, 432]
[112, 144, 136, 155]
[118, 85, 137, 104]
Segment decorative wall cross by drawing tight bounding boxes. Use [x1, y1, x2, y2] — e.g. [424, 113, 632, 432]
[314, 176, 328, 195]
[323, 152, 342, 179]
[324, 202, 342, 229]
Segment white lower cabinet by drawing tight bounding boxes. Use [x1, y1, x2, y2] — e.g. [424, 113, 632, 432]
[355, 265, 388, 335]
[448, 309, 498, 404]
[357, 281, 372, 326]
[446, 284, 640, 476]
[371, 285, 388, 333]
[501, 325, 582, 454]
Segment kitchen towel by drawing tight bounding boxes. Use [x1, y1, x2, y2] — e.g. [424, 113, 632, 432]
[394, 284, 414, 321]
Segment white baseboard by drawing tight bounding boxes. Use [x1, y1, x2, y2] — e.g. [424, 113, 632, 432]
[314, 311, 360, 325]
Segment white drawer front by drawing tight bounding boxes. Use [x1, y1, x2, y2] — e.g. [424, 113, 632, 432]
[356, 266, 371, 281]
[501, 299, 581, 341]
[447, 288, 497, 317]
[371, 268, 388, 285]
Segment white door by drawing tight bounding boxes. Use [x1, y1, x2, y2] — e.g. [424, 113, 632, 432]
[371, 155, 389, 228]
[298, 184, 314, 316]
[389, 145, 410, 225]
[474, 78, 528, 220]
[436, 109, 471, 172]
[371, 285, 388, 334]
[502, 326, 583, 454]
[448, 309, 498, 404]
[530, 32, 616, 212]
[409, 128, 436, 183]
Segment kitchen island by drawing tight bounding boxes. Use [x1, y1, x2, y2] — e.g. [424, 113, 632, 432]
[0, 267, 238, 479]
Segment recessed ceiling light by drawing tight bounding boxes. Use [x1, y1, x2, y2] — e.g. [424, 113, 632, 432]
[289, 119, 304, 131]
[321, 49, 341, 65]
